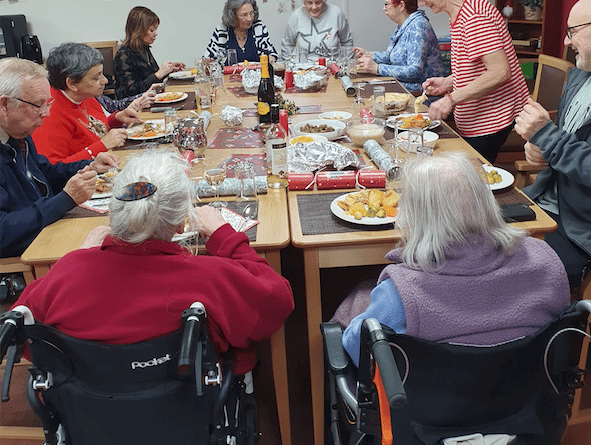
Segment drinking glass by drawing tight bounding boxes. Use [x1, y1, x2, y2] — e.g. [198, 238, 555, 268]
[234, 160, 258, 202]
[351, 82, 366, 116]
[216, 47, 228, 68]
[204, 158, 227, 208]
[386, 138, 404, 190]
[297, 48, 309, 65]
[227, 49, 238, 69]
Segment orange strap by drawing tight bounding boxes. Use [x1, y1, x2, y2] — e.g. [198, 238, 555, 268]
[373, 365, 393, 445]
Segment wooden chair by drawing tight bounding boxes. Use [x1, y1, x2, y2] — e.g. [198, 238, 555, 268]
[512, 54, 574, 187]
[82, 40, 118, 97]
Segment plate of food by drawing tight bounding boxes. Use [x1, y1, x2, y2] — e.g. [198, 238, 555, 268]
[318, 111, 352, 121]
[386, 113, 440, 131]
[482, 164, 514, 191]
[330, 189, 399, 225]
[292, 119, 346, 141]
[169, 71, 195, 80]
[154, 92, 187, 103]
[127, 120, 166, 140]
[91, 169, 118, 199]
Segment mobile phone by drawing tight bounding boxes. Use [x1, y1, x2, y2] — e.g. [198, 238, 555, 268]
[500, 203, 536, 222]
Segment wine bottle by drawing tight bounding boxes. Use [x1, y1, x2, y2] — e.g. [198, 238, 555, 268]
[265, 104, 288, 189]
[257, 54, 274, 124]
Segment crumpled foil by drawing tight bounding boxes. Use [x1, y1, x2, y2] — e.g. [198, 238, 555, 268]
[288, 140, 360, 173]
[294, 70, 326, 91]
[241, 68, 284, 94]
[193, 176, 268, 198]
[221, 105, 244, 126]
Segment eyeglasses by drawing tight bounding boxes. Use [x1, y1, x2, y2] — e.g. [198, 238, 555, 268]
[236, 10, 255, 19]
[565, 21, 591, 39]
[13, 97, 54, 113]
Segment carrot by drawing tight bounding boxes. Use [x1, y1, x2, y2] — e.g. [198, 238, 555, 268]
[382, 205, 398, 217]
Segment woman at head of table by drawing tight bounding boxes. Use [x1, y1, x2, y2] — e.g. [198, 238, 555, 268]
[203, 0, 278, 64]
[114, 6, 186, 99]
[353, 0, 443, 93]
[32, 43, 142, 165]
[12, 149, 295, 375]
[280, 0, 354, 63]
[418, 0, 529, 163]
[332, 152, 570, 367]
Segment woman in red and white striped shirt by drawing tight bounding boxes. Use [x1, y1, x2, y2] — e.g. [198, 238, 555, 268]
[418, 0, 529, 162]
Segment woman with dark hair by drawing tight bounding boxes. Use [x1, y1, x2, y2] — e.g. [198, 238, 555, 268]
[33, 42, 141, 164]
[203, 0, 278, 63]
[353, 0, 442, 92]
[114, 6, 185, 98]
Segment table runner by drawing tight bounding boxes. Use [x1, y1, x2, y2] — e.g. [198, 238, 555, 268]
[209, 127, 263, 148]
[297, 187, 533, 236]
[63, 201, 258, 242]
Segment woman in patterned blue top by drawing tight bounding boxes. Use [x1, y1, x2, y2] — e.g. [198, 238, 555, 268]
[354, 0, 443, 92]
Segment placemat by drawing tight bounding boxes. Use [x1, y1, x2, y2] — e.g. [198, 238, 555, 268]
[297, 192, 395, 235]
[297, 187, 533, 236]
[151, 92, 197, 111]
[166, 77, 194, 86]
[356, 80, 408, 97]
[208, 127, 263, 148]
[112, 138, 169, 151]
[242, 104, 323, 117]
[228, 86, 254, 98]
[226, 154, 267, 177]
[62, 206, 107, 219]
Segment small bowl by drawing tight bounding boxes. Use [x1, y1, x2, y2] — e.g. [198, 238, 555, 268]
[292, 119, 346, 141]
[318, 111, 352, 121]
[289, 134, 328, 145]
[346, 118, 386, 146]
[398, 130, 439, 150]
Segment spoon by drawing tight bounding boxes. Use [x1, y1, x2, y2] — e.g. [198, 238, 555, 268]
[238, 202, 257, 232]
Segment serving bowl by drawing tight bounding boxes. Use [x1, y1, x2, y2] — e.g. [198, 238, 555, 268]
[289, 134, 329, 145]
[346, 118, 386, 146]
[373, 93, 412, 115]
[292, 119, 346, 141]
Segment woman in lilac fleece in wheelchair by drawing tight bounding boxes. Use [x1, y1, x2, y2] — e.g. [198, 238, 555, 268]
[336, 152, 570, 367]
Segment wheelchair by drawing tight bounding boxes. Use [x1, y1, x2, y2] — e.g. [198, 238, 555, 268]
[0, 302, 259, 445]
[321, 300, 591, 445]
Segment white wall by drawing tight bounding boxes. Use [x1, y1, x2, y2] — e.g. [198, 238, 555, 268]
[0, 0, 450, 66]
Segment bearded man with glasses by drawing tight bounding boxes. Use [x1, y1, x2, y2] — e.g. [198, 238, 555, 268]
[515, 0, 591, 291]
[0, 58, 118, 258]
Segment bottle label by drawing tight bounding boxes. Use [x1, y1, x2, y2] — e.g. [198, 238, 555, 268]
[271, 141, 288, 176]
[258, 101, 270, 115]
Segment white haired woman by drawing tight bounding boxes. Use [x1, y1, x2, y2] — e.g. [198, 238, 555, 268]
[204, 0, 278, 64]
[281, 0, 353, 62]
[336, 152, 569, 367]
[12, 150, 294, 374]
[32, 42, 142, 164]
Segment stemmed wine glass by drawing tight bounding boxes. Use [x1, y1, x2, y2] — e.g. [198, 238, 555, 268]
[204, 158, 227, 208]
[216, 48, 228, 68]
[351, 82, 366, 117]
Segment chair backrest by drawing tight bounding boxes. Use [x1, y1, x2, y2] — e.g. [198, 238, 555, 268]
[82, 40, 117, 78]
[532, 54, 574, 118]
[358, 302, 591, 445]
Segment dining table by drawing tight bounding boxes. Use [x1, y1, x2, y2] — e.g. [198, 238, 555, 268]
[20, 66, 558, 445]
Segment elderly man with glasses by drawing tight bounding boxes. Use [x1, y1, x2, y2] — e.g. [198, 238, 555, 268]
[515, 0, 591, 291]
[0, 58, 118, 258]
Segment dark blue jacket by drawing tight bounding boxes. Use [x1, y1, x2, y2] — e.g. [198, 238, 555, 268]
[0, 135, 90, 258]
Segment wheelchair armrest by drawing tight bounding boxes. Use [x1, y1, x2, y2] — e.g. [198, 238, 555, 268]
[320, 322, 351, 375]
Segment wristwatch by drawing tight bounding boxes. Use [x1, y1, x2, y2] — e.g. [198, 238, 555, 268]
[445, 93, 456, 108]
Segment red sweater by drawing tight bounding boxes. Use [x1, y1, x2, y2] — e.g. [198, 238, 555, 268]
[33, 87, 122, 164]
[13, 224, 294, 374]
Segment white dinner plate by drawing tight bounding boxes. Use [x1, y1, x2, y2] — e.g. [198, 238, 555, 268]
[154, 92, 188, 104]
[169, 71, 194, 80]
[330, 192, 397, 226]
[292, 119, 346, 141]
[90, 191, 112, 200]
[386, 113, 441, 131]
[126, 119, 166, 140]
[482, 164, 515, 191]
[318, 111, 352, 121]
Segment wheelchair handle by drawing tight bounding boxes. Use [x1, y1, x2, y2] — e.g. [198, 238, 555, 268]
[0, 312, 23, 363]
[178, 303, 206, 376]
[364, 319, 407, 409]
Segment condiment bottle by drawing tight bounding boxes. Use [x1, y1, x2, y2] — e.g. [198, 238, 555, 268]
[257, 54, 275, 124]
[265, 104, 288, 189]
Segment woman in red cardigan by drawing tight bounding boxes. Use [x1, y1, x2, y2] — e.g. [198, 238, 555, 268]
[33, 42, 141, 164]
